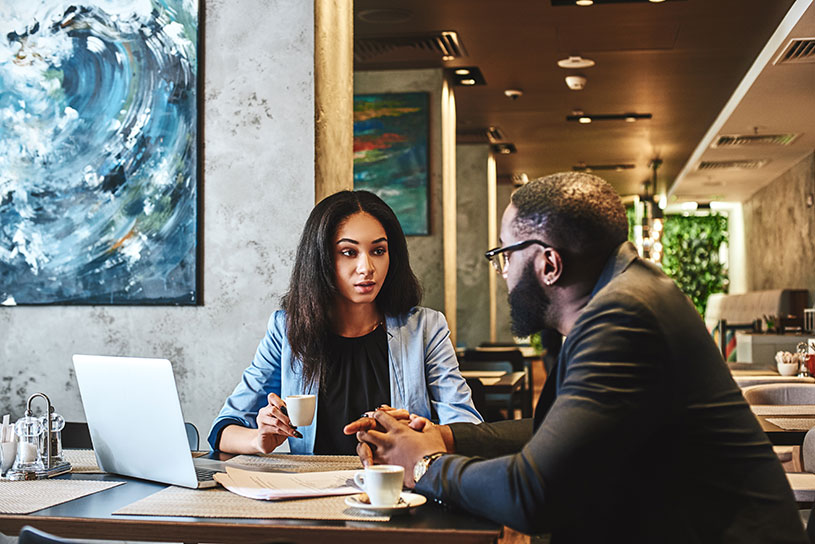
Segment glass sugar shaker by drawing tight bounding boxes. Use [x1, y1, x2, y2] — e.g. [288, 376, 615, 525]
[12, 414, 44, 472]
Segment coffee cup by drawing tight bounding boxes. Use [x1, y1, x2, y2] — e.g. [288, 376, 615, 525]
[353, 465, 404, 507]
[0, 441, 17, 475]
[284, 395, 316, 427]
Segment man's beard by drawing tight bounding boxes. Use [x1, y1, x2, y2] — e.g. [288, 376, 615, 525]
[508, 260, 552, 337]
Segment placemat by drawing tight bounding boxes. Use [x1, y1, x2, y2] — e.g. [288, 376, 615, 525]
[0, 479, 124, 514]
[65, 449, 103, 473]
[228, 454, 363, 473]
[765, 417, 815, 431]
[751, 405, 815, 416]
[114, 485, 389, 521]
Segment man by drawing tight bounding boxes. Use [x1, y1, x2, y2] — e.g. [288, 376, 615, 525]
[345, 172, 806, 542]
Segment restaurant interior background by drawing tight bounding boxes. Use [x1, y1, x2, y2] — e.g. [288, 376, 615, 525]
[2, 0, 814, 436]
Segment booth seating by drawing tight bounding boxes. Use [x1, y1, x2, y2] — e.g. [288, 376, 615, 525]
[705, 289, 809, 362]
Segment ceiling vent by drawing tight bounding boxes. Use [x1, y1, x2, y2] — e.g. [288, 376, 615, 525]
[711, 133, 799, 148]
[354, 31, 467, 63]
[774, 38, 815, 65]
[697, 159, 769, 171]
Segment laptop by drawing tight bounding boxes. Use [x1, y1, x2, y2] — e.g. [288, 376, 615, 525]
[72, 354, 217, 488]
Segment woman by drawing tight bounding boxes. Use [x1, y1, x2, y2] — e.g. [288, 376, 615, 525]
[208, 190, 481, 454]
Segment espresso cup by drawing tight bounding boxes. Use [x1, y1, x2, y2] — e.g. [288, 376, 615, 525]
[285, 395, 316, 427]
[353, 465, 404, 507]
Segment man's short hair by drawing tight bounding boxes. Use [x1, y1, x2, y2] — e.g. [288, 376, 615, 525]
[511, 172, 628, 260]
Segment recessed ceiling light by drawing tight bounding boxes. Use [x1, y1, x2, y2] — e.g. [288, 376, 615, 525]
[576, 0, 594, 5]
[451, 66, 486, 86]
[492, 143, 517, 155]
[567, 112, 653, 123]
[442, 55, 454, 61]
[578, 116, 592, 124]
[649, 0, 666, 3]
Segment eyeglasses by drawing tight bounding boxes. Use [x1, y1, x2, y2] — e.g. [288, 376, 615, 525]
[484, 240, 553, 275]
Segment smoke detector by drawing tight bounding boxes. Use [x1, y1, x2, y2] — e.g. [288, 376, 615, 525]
[557, 55, 596, 69]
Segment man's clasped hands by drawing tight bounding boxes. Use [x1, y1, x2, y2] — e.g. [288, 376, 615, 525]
[341, 406, 453, 488]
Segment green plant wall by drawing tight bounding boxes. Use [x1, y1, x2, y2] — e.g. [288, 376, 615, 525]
[660, 214, 729, 316]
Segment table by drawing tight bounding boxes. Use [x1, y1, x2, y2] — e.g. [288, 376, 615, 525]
[752, 405, 815, 445]
[0, 464, 502, 543]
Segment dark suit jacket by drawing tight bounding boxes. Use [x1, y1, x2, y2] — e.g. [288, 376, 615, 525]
[416, 242, 806, 543]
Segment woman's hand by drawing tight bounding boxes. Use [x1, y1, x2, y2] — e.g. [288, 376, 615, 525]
[254, 393, 301, 453]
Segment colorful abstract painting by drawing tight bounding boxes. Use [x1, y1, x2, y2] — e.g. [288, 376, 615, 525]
[0, 0, 199, 305]
[354, 93, 429, 235]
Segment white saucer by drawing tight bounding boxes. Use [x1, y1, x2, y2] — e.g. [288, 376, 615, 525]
[344, 492, 427, 513]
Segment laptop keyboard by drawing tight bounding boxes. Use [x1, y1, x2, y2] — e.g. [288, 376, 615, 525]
[195, 466, 218, 482]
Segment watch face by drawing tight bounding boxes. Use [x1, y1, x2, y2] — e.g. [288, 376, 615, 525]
[413, 459, 427, 483]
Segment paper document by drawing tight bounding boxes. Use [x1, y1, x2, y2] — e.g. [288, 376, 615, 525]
[214, 465, 360, 501]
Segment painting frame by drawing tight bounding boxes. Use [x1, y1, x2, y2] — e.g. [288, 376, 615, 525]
[0, 0, 202, 306]
[353, 92, 430, 236]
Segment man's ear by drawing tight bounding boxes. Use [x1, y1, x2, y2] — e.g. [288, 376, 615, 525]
[535, 247, 563, 286]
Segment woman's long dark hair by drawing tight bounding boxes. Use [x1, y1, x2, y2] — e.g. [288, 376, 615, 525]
[281, 190, 422, 386]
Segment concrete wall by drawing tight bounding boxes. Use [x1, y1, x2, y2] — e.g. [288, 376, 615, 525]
[354, 69, 446, 313]
[0, 0, 316, 436]
[456, 144, 491, 347]
[494, 183, 515, 342]
[743, 152, 815, 301]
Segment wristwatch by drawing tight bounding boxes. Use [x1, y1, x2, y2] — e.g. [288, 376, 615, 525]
[413, 452, 445, 483]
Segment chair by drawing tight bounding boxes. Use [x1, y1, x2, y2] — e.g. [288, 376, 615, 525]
[464, 377, 490, 421]
[63, 421, 200, 450]
[18, 525, 75, 544]
[742, 384, 815, 405]
[459, 348, 530, 420]
[62, 422, 93, 449]
[184, 421, 200, 450]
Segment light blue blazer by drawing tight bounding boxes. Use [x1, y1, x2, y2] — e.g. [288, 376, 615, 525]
[207, 306, 482, 453]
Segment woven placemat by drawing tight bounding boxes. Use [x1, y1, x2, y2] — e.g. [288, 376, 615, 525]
[765, 417, 815, 431]
[114, 485, 388, 521]
[751, 405, 815, 416]
[228, 454, 363, 473]
[0, 479, 124, 514]
[65, 449, 103, 473]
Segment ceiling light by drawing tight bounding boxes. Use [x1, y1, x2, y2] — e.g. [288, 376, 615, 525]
[578, 116, 592, 124]
[567, 112, 653, 123]
[492, 143, 517, 155]
[557, 56, 596, 69]
[450, 66, 486, 86]
[625, 115, 637, 123]
[576, 0, 594, 5]
[649, 0, 666, 3]
[486, 126, 505, 143]
[442, 55, 454, 61]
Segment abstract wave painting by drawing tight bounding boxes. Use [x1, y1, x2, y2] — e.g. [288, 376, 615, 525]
[0, 0, 198, 305]
[354, 93, 429, 235]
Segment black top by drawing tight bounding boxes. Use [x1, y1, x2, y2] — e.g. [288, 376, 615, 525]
[419, 242, 808, 543]
[313, 324, 390, 455]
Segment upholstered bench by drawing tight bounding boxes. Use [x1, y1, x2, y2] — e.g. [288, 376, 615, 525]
[705, 289, 809, 362]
